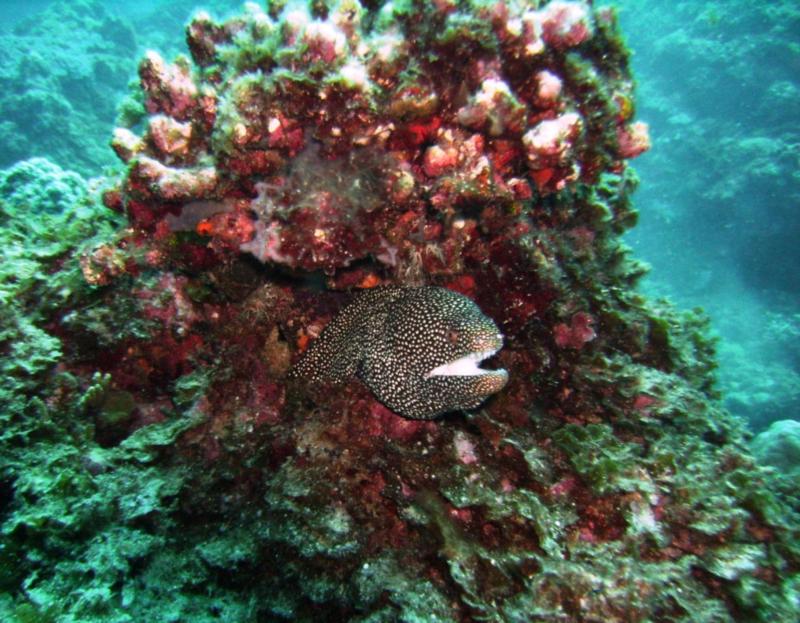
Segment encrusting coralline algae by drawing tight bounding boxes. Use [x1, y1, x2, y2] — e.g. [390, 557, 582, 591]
[1, 1, 798, 621]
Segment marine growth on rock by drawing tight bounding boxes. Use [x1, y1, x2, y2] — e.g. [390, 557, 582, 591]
[2, 1, 797, 622]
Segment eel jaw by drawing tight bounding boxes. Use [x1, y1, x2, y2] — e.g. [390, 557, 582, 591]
[425, 346, 507, 380]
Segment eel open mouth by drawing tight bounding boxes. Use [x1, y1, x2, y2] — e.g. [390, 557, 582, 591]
[425, 344, 507, 379]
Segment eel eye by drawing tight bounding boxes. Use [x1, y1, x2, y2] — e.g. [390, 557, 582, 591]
[446, 329, 460, 345]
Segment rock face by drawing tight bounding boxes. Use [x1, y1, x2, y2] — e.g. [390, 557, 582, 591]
[1, 2, 797, 622]
[751, 420, 800, 480]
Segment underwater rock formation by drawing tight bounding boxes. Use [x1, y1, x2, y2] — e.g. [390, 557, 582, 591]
[1, 1, 798, 622]
[751, 420, 800, 481]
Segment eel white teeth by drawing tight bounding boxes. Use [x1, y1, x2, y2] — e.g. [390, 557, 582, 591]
[290, 286, 509, 419]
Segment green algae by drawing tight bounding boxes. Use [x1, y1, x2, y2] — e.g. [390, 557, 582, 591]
[554, 423, 647, 495]
[0, 159, 120, 417]
[0, 159, 210, 622]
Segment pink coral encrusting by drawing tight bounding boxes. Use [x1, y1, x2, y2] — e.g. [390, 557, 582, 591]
[540, 1, 594, 49]
[106, 0, 647, 273]
[138, 51, 199, 121]
[617, 121, 652, 159]
[554, 311, 597, 349]
[522, 112, 584, 190]
[534, 69, 563, 107]
[147, 115, 193, 159]
[456, 76, 528, 136]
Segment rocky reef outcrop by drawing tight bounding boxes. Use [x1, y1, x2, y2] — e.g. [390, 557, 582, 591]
[1, 2, 797, 621]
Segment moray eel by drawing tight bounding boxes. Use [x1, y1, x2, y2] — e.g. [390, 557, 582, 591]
[290, 286, 508, 419]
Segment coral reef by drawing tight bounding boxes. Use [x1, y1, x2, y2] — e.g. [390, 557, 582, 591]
[1, 2, 798, 622]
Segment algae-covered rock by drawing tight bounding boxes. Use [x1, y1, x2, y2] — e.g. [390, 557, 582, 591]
[0, 158, 119, 418]
[0, 2, 798, 622]
[0, 157, 86, 217]
[751, 419, 800, 480]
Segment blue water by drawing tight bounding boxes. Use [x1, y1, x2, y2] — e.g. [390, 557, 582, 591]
[614, 1, 800, 430]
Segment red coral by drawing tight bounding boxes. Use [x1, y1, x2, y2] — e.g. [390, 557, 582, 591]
[554, 312, 597, 349]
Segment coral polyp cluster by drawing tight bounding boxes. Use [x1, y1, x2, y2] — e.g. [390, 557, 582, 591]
[2, 1, 797, 622]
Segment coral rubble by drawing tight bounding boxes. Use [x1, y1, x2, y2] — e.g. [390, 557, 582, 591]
[1, 2, 797, 622]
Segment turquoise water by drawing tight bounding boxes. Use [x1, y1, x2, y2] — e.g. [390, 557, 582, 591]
[615, 1, 800, 432]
